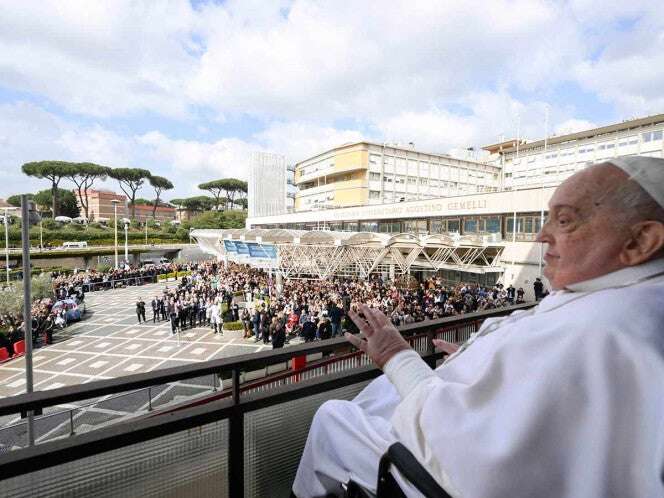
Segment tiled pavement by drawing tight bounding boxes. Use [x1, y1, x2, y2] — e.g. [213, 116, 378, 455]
[0, 282, 295, 448]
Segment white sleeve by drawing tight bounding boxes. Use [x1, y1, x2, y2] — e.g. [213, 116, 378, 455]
[383, 349, 436, 400]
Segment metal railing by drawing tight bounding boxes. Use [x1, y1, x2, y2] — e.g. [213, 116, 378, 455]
[79, 274, 159, 293]
[0, 303, 534, 497]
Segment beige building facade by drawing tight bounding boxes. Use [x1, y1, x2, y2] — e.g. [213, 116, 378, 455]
[294, 142, 501, 212]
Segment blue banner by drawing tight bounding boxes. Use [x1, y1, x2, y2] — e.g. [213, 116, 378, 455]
[247, 242, 277, 259]
[223, 240, 237, 253]
[235, 241, 249, 255]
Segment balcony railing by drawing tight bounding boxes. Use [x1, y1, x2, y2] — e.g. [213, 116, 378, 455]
[0, 303, 534, 498]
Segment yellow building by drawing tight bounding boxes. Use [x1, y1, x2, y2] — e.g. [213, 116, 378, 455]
[294, 142, 501, 211]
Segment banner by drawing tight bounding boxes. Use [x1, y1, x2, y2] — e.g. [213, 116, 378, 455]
[235, 241, 249, 255]
[247, 242, 277, 259]
[223, 240, 237, 253]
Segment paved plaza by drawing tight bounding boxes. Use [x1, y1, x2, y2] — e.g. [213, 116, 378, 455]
[0, 282, 292, 448]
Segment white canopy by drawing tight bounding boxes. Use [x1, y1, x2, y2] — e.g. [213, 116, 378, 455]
[191, 228, 505, 279]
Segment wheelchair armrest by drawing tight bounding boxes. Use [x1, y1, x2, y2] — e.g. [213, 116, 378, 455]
[376, 442, 451, 498]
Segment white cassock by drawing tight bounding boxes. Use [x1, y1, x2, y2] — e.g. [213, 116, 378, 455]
[293, 258, 664, 497]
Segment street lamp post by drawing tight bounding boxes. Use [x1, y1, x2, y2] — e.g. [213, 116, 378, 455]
[111, 200, 120, 269]
[4, 206, 18, 285]
[124, 223, 129, 266]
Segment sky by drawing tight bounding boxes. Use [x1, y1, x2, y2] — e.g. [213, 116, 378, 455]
[1, 0, 663, 201]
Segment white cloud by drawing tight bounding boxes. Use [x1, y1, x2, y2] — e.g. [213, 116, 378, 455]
[0, 0, 197, 117]
[1, 0, 664, 203]
[554, 118, 597, 136]
[254, 122, 365, 162]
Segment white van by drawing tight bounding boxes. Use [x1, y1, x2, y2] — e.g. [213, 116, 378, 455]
[62, 241, 88, 249]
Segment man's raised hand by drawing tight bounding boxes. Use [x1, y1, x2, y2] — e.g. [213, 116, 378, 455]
[345, 304, 411, 369]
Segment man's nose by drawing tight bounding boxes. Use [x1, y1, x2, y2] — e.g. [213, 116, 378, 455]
[535, 222, 551, 244]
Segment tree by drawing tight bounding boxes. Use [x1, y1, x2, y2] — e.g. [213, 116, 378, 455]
[171, 196, 215, 212]
[0, 274, 52, 315]
[225, 178, 248, 208]
[66, 162, 110, 221]
[108, 168, 151, 219]
[6, 194, 34, 207]
[198, 180, 228, 211]
[21, 161, 76, 217]
[33, 189, 79, 218]
[149, 176, 174, 218]
[235, 197, 248, 210]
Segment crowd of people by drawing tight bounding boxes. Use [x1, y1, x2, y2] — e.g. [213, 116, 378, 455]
[1, 259, 531, 358]
[124, 261, 527, 350]
[0, 262, 193, 358]
[51, 262, 188, 298]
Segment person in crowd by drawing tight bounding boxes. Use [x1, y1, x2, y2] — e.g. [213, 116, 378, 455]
[533, 277, 544, 300]
[292, 156, 664, 498]
[252, 308, 261, 342]
[210, 301, 221, 334]
[232, 300, 240, 321]
[506, 284, 516, 304]
[328, 301, 343, 338]
[302, 317, 317, 343]
[241, 308, 252, 339]
[168, 299, 178, 335]
[317, 317, 332, 341]
[151, 296, 159, 323]
[516, 287, 525, 303]
[270, 316, 286, 349]
[135, 297, 146, 324]
[260, 310, 270, 344]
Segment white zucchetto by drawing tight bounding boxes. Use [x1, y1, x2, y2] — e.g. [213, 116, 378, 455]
[609, 156, 664, 208]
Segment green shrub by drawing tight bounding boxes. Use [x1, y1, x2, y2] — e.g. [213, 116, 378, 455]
[223, 321, 244, 331]
[96, 263, 112, 273]
[42, 219, 58, 230]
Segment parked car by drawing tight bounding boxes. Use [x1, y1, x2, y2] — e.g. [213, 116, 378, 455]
[52, 297, 86, 322]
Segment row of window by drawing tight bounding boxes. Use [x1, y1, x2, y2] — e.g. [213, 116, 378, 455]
[272, 213, 545, 236]
[513, 129, 663, 165]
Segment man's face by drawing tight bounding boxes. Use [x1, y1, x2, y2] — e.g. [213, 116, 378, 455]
[536, 165, 631, 289]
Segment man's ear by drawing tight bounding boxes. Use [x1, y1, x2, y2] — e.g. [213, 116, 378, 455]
[620, 221, 664, 266]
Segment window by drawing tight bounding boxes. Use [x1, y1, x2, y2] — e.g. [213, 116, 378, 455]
[359, 221, 378, 232]
[369, 191, 380, 199]
[485, 217, 501, 233]
[642, 131, 662, 142]
[430, 218, 444, 234]
[463, 219, 477, 233]
[407, 177, 416, 184]
[447, 219, 460, 233]
[523, 218, 533, 233]
[369, 172, 381, 181]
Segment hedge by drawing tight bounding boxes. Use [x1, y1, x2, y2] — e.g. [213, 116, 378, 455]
[223, 321, 244, 331]
[156, 270, 193, 282]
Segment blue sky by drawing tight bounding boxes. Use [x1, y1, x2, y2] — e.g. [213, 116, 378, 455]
[0, 0, 663, 200]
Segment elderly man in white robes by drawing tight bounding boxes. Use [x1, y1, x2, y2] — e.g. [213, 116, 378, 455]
[292, 156, 664, 498]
